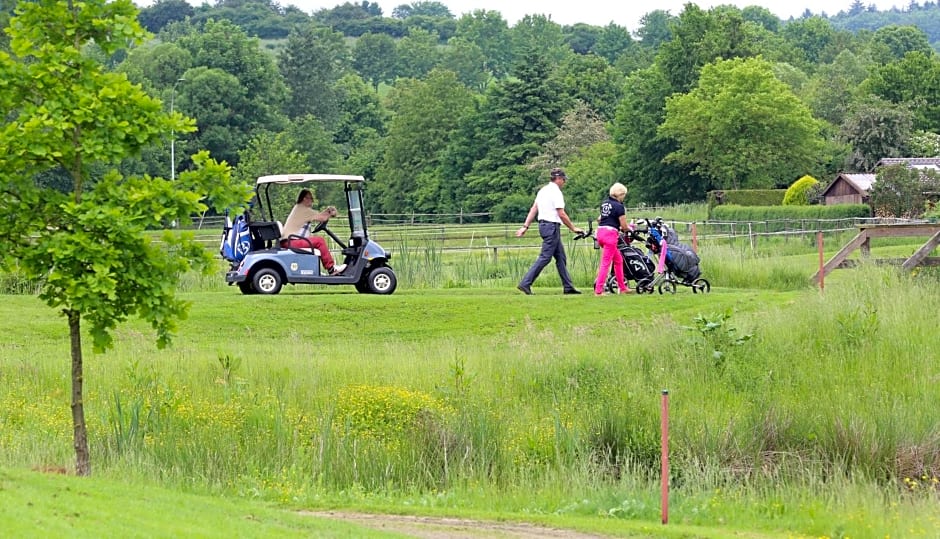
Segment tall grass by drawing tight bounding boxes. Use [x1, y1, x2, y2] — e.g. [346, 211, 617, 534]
[2, 264, 939, 535]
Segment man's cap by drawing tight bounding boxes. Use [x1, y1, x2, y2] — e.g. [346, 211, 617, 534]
[550, 167, 567, 180]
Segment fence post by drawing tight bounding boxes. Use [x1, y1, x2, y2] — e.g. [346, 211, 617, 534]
[748, 222, 755, 251]
[661, 389, 670, 525]
[691, 222, 698, 253]
[817, 231, 824, 292]
[492, 246, 499, 264]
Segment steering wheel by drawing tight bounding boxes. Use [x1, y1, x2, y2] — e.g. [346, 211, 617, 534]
[312, 220, 328, 234]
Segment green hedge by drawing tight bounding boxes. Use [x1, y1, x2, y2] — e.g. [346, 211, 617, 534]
[709, 204, 872, 231]
[707, 189, 786, 208]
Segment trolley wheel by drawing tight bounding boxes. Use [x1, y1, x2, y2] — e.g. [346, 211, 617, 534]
[691, 278, 711, 294]
[658, 281, 676, 295]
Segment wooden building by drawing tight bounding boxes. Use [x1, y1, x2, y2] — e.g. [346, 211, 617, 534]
[821, 158, 940, 206]
[820, 173, 875, 205]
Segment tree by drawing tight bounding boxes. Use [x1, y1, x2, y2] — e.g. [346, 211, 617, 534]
[173, 19, 287, 166]
[137, 0, 194, 33]
[510, 14, 571, 66]
[553, 54, 625, 121]
[840, 96, 914, 171]
[635, 10, 674, 49]
[656, 5, 766, 93]
[278, 24, 349, 125]
[352, 32, 398, 90]
[865, 51, 940, 131]
[374, 69, 474, 213]
[0, 0, 250, 475]
[440, 37, 489, 90]
[868, 24, 933, 65]
[870, 164, 940, 217]
[610, 65, 701, 204]
[659, 56, 827, 190]
[454, 10, 512, 79]
[395, 26, 442, 79]
[458, 49, 566, 212]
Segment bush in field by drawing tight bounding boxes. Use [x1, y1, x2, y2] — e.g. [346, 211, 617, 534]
[492, 193, 534, 223]
[782, 175, 819, 206]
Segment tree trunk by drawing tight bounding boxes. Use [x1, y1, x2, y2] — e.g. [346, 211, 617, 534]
[68, 309, 90, 476]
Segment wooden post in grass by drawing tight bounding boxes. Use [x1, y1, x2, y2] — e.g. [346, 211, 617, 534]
[691, 222, 698, 253]
[661, 389, 669, 525]
[817, 231, 824, 292]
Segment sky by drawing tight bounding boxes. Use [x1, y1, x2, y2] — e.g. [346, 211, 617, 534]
[270, 0, 903, 30]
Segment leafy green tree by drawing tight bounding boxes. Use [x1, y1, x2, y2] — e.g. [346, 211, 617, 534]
[118, 42, 193, 90]
[840, 96, 914, 171]
[333, 73, 388, 153]
[865, 51, 940, 131]
[554, 54, 625, 121]
[610, 65, 701, 204]
[510, 14, 571, 66]
[440, 37, 489, 90]
[352, 32, 398, 90]
[868, 24, 933, 64]
[741, 5, 780, 32]
[804, 49, 871, 126]
[870, 164, 940, 217]
[278, 24, 349, 125]
[592, 22, 634, 65]
[659, 56, 827, 190]
[565, 23, 600, 55]
[780, 16, 837, 65]
[458, 49, 565, 212]
[375, 69, 474, 213]
[396, 26, 442, 79]
[174, 19, 287, 166]
[656, 5, 766, 92]
[392, 1, 452, 19]
[0, 0, 250, 475]
[137, 0, 194, 34]
[454, 9, 512, 79]
[909, 129, 940, 156]
[635, 10, 674, 49]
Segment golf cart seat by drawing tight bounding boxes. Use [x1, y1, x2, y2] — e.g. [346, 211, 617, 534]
[281, 234, 322, 256]
[249, 220, 282, 250]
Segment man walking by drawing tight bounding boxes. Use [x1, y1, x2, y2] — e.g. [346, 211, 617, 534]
[515, 168, 584, 295]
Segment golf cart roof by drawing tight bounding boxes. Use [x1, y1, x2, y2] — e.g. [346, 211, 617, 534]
[256, 174, 366, 185]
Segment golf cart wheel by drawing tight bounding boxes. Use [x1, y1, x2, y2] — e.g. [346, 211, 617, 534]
[354, 279, 371, 293]
[237, 281, 256, 295]
[367, 267, 397, 295]
[691, 278, 711, 294]
[252, 268, 283, 295]
[658, 281, 676, 295]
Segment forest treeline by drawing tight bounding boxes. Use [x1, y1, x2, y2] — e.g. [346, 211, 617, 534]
[4, 0, 940, 218]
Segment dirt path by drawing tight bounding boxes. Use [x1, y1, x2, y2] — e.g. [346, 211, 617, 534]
[305, 511, 617, 538]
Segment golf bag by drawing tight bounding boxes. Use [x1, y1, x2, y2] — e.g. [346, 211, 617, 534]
[220, 212, 252, 264]
[646, 220, 701, 283]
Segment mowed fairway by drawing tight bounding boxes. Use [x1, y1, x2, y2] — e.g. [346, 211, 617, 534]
[1, 264, 939, 537]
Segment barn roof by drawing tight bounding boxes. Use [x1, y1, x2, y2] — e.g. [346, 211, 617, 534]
[876, 157, 940, 170]
[821, 173, 876, 196]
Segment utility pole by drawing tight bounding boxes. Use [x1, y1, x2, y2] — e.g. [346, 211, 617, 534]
[170, 77, 186, 181]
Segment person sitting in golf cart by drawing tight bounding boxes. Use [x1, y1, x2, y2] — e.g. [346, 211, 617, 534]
[280, 189, 347, 275]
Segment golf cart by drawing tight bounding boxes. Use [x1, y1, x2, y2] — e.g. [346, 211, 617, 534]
[224, 174, 397, 295]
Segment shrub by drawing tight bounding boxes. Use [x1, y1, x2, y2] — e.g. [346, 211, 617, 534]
[707, 189, 786, 208]
[782, 175, 819, 206]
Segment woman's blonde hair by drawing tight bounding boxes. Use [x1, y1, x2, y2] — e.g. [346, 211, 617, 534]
[609, 182, 628, 200]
